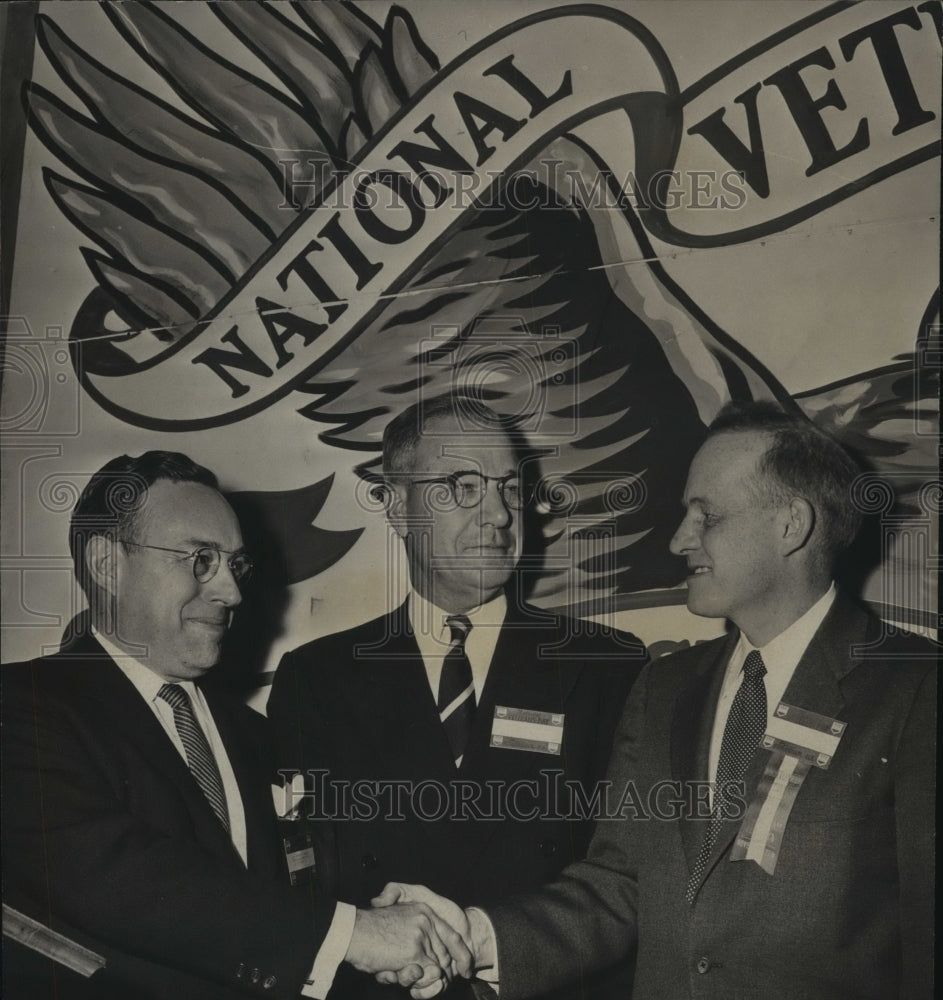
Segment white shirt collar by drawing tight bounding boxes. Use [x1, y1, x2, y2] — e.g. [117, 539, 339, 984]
[91, 626, 198, 704]
[735, 583, 837, 677]
[407, 589, 507, 702]
[408, 589, 508, 645]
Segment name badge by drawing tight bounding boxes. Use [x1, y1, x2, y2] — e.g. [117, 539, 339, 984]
[490, 706, 564, 754]
[282, 830, 316, 887]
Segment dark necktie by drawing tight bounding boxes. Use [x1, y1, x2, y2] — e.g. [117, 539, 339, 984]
[158, 683, 231, 833]
[438, 615, 475, 767]
[685, 649, 767, 903]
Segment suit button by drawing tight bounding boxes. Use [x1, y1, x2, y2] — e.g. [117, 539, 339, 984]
[538, 839, 558, 857]
[263, 975, 277, 990]
[249, 968, 262, 984]
[696, 957, 711, 974]
[361, 852, 378, 870]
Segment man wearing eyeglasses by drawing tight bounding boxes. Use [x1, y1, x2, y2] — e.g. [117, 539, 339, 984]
[1, 451, 470, 1000]
[269, 393, 645, 1000]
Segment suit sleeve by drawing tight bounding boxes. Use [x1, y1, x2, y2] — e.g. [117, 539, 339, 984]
[485, 661, 650, 999]
[1, 667, 337, 998]
[591, 632, 644, 779]
[894, 662, 936, 999]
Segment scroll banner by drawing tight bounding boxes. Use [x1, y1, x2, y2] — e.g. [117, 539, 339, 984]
[73, 1, 941, 430]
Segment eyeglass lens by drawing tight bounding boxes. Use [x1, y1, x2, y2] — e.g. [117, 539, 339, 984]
[192, 547, 253, 584]
[453, 474, 523, 509]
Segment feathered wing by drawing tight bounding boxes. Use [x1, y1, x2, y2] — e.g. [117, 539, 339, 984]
[27, 1, 434, 354]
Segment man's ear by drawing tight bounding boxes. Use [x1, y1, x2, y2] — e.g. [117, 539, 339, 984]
[85, 535, 120, 596]
[384, 483, 409, 540]
[780, 497, 815, 556]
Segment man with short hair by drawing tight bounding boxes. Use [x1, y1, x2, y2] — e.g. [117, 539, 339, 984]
[386, 402, 936, 1000]
[269, 393, 645, 999]
[2, 451, 469, 1000]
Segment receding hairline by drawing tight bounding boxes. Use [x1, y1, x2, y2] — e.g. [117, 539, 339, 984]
[128, 478, 234, 542]
[695, 428, 781, 505]
[382, 398, 520, 477]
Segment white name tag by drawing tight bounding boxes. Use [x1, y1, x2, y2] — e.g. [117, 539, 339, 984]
[490, 706, 564, 754]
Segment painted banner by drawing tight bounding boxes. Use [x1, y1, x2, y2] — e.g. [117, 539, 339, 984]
[2, 1, 939, 682]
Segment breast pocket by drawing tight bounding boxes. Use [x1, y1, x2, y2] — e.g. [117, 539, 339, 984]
[780, 749, 893, 823]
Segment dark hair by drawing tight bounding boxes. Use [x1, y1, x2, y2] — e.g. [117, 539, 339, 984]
[708, 401, 863, 561]
[69, 451, 218, 596]
[382, 392, 523, 475]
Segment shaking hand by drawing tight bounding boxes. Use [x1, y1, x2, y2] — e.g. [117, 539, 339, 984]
[371, 883, 495, 999]
[345, 898, 473, 996]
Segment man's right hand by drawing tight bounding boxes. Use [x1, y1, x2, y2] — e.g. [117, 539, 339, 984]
[344, 901, 473, 993]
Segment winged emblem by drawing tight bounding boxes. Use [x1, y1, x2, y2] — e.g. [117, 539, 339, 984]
[25, 1, 937, 614]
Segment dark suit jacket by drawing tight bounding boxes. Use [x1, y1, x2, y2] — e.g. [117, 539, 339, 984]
[1, 634, 335, 1000]
[489, 595, 937, 1000]
[268, 599, 645, 999]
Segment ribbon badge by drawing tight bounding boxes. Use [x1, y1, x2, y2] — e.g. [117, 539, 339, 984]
[733, 702, 847, 874]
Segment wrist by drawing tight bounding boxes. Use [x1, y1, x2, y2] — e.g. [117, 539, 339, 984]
[343, 909, 368, 968]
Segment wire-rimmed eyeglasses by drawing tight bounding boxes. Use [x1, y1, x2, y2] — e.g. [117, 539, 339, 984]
[408, 471, 529, 510]
[120, 540, 253, 585]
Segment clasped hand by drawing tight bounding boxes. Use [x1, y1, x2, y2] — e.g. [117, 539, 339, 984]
[345, 883, 475, 998]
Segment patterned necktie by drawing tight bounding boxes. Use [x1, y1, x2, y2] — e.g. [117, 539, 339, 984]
[158, 683, 231, 833]
[685, 649, 767, 903]
[438, 615, 475, 767]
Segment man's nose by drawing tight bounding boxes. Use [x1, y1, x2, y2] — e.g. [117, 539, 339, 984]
[669, 514, 697, 555]
[203, 559, 243, 607]
[479, 479, 512, 527]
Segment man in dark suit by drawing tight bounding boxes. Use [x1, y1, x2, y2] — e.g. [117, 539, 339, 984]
[2, 451, 470, 1000]
[383, 402, 936, 1000]
[268, 393, 645, 998]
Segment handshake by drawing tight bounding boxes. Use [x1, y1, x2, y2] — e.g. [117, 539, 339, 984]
[345, 883, 496, 998]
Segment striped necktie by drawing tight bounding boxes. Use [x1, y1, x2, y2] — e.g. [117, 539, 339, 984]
[686, 649, 767, 903]
[158, 683, 231, 833]
[438, 615, 475, 767]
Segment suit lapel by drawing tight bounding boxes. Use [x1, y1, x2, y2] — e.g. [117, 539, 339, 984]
[83, 642, 194, 790]
[671, 633, 737, 870]
[778, 593, 861, 716]
[351, 609, 458, 853]
[360, 607, 457, 783]
[79, 639, 243, 863]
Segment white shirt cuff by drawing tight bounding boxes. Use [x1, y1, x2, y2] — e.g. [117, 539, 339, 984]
[300, 902, 357, 998]
[467, 907, 499, 989]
